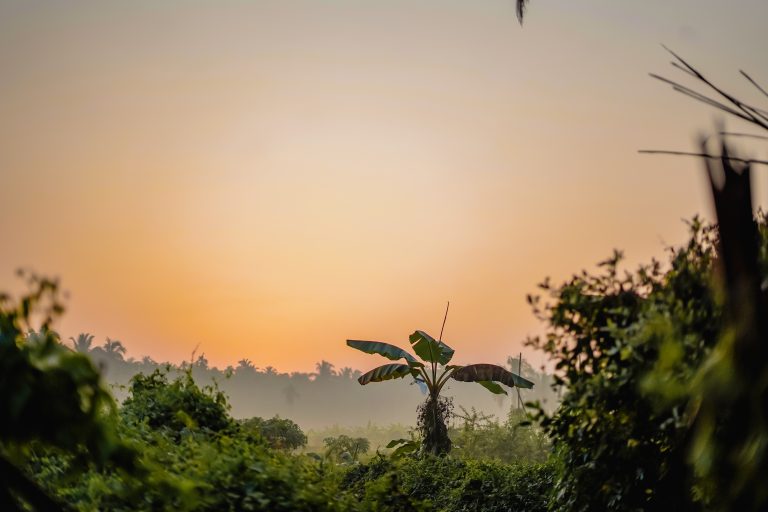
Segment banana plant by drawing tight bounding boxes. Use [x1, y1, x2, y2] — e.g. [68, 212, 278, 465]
[347, 330, 534, 454]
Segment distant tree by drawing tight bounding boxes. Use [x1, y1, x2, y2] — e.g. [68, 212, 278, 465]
[69, 333, 95, 354]
[236, 358, 256, 374]
[241, 416, 307, 451]
[193, 353, 209, 370]
[314, 360, 336, 380]
[323, 434, 370, 463]
[26, 329, 59, 344]
[102, 337, 126, 361]
[282, 384, 299, 405]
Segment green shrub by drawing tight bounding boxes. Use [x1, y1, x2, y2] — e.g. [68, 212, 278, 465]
[343, 455, 554, 512]
[525, 217, 767, 511]
[241, 416, 308, 451]
[450, 407, 550, 464]
[121, 369, 233, 437]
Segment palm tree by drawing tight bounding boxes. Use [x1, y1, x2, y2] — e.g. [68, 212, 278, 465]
[236, 358, 256, 374]
[348, 330, 534, 455]
[69, 333, 95, 353]
[102, 337, 126, 361]
[314, 360, 336, 380]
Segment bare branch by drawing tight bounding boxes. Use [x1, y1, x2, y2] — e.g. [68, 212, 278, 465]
[720, 132, 768, 141]
[658, 47, 768, 131]
[638, 150, 768, 167]
[741, 70, 768, 99]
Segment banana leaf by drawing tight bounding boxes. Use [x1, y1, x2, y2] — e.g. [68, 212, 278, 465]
[357, 363, 418, 385]
[450, 364, 534, 389]
[408, 330, 454, 365]
[346, 340, 422, 366]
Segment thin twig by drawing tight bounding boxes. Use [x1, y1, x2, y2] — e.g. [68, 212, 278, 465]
[720, 132, 768, 141]
[654, 47, 768, 131]
[741, 70, 768, 99]
[650, 73, 757, 124]
[638, 150, 768, 166]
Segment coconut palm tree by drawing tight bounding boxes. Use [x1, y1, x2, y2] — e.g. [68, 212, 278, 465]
[102, 337, 126, 361]
[314, 360, 336, 380]
[69, 333, 95, 354]
[236, 358, 256, 375]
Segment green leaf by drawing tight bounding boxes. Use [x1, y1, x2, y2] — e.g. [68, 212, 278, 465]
[357, 364, 416, 385]
[385, 438, 412, 449]
[346, 340, 422, 366]
[477, 380, 507, 395]
[386, 438, 419, 458]
[408, 330, 454, 365]
[450, 364, 534, 389]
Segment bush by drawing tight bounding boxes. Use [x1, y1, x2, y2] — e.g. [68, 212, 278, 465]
[526, 217, 768, 511]
[121, 369, 233, 437]
[450, 407, 550, 464]
[241, 416, 308, 451]
[343, 455, 554, 512]
[32, 371, 339, 511]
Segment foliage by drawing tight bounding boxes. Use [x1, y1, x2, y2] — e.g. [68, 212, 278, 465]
[450, 407, 550, 464]
[527, 207, 768, 510]
[342, 454, 554, 512]
[25, 362, 555, 512]
[0, 272, 134, 510]
[647, 52, 768, 512]
[347, 329, 533, 454]
[305, 424, 411, 457]
[241, 416, 307, 451]
[323, 435, 370, 464]
[121, 369, 233, 438]
[30, 369, 342, 511]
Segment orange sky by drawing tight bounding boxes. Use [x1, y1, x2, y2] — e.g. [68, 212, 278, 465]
[1, 0, 766, 372]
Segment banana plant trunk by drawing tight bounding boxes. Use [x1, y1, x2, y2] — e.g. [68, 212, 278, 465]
[421, 392, 451, 456]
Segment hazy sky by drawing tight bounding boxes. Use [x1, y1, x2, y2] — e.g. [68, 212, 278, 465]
[1, 0, 766, 372]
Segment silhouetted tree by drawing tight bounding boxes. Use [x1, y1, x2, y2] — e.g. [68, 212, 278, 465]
[236, 358, 256, 374]
[314, 360, 336, 380]
[69, 333, 95, 354]
[102, 337, 126, 361]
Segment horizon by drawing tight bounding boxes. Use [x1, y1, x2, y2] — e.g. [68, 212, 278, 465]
[2, 0, 767, 374]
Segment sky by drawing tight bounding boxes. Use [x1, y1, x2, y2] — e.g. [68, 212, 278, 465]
[1, 0, 766, 372]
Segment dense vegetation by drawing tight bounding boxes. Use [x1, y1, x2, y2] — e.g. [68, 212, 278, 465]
[7, 204, 766, 511]
[22, 363, 552, 511]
